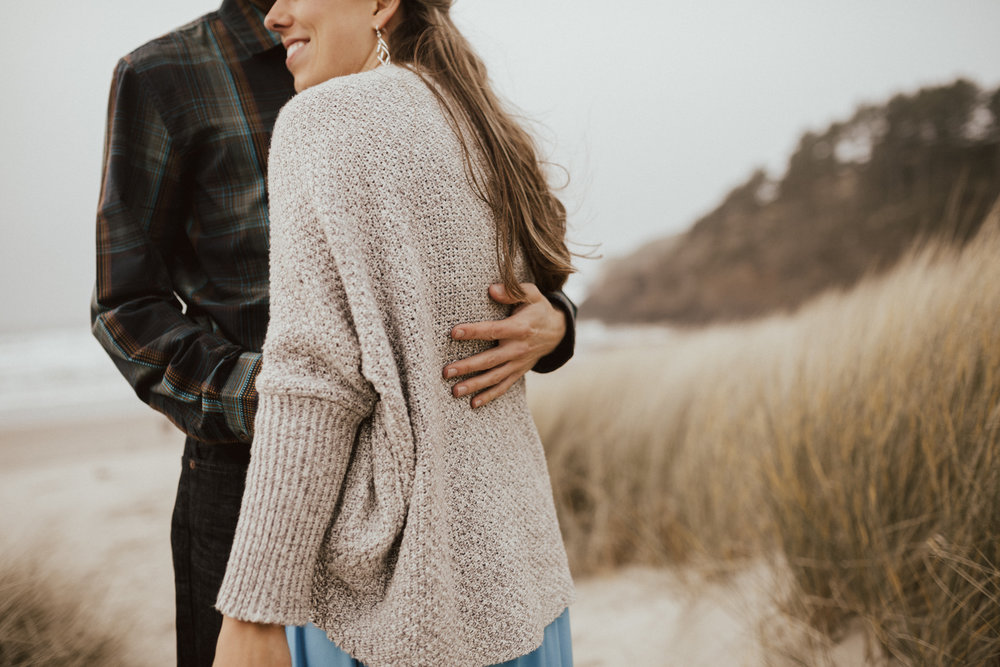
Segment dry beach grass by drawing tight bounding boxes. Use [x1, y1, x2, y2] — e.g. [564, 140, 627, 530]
[1, 204, 998, 664]
[0, 417, 180, 666]
[0, 560, 125, 667]
[531, 202, 1000, 663]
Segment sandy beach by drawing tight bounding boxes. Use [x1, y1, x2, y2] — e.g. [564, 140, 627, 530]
[1, 412, 784, 666]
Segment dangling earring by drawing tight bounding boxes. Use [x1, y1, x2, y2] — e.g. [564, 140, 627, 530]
[375, 27, 391, 66]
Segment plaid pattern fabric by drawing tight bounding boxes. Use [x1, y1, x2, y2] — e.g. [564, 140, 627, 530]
[92, 0, 292, 444]
[92, 0, 575, 446]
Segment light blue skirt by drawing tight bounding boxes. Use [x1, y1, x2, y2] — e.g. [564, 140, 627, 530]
[286, 608, 573, 666]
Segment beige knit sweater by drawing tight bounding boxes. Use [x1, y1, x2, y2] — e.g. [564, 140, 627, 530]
[214, 64, 574, 667]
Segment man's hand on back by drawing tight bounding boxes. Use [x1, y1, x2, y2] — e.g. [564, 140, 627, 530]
[443, 283, 567, 409]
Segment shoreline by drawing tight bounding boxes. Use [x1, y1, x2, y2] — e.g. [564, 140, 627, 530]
[0, 411, 182, 467]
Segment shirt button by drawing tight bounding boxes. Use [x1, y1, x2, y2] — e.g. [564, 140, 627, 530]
[189, 460, 197, 470]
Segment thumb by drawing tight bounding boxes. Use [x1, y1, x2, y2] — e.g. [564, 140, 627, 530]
[488, 283, 520, 305]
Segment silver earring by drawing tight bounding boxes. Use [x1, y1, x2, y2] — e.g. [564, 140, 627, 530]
[375, 27, 391, 66]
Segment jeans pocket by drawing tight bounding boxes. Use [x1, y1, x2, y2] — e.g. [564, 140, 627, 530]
[181, 454, 249, 580]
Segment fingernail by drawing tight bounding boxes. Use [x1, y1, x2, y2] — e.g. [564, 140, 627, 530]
[445, 368, 457, 378]
[472, 398, 482, 408]
[455, 386, 468, 397]
[454, 328, 465, 339]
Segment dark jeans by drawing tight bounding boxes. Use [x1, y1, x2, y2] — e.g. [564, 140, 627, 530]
[171, 438, 251, 667]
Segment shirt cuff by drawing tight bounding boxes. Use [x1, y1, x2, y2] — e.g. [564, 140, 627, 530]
[220, 351, 262, 443]
[532, 291, 577, 374]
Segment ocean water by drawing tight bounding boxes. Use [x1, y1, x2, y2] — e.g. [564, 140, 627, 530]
[0, 327, 147, 429]
[0, 322, 677, 430]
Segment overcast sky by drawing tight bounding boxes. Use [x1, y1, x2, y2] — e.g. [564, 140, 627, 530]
[2, 0, 999, 333]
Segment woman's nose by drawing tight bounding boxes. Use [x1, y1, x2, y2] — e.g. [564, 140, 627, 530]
[264, 0, 291, 33]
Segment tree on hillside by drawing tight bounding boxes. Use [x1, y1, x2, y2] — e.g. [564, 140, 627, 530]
[582, 80, 1000, 325]
[863, 80, 992, 240]
[990, 88, 1000, 134]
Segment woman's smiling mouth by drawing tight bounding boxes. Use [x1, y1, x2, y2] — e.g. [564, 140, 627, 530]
[284, 39, 308, 66]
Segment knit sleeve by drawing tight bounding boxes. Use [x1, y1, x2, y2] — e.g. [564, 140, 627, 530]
[215, 98, 377, 624]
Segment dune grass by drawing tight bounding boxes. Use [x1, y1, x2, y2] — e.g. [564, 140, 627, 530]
[530, 202, 1000, 663]
[0, 555, 127, 667]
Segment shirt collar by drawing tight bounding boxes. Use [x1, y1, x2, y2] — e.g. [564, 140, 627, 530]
[218, 0, 281, 58]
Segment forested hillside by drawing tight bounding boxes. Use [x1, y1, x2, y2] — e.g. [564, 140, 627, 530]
[582, 80, 1000, 324]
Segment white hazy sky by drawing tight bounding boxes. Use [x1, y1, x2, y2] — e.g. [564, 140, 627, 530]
[2, 0, 999, 333]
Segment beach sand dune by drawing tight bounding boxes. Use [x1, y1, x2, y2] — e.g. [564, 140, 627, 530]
[1, 412, 771, 666]
[1, 414, 180, 665]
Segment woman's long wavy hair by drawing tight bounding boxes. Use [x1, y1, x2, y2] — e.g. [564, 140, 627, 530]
[389, 0, 574, 299]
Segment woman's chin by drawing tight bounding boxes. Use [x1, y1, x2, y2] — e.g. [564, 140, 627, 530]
[293, 74, 339, 93]
[291, 68, 323, 92]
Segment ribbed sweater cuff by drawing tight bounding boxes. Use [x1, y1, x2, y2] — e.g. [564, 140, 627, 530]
[215, 393, 365, 625]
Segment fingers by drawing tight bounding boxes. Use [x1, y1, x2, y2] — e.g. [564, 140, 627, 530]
[451, 317, 528, 343]
[450, 360, 519, 400]
[443, 341, 527, 380]
[451, 283, 546, 342]
[442, 282, 547, 409]
[467, 367, 525, 409]
[450, 360, 527, 408]
[488, 282, 543, 306]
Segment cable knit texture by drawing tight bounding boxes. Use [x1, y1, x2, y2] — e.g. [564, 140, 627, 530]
[215, 64, 574, 667]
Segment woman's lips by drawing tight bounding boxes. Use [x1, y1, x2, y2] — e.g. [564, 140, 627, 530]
[285, 40, 308, 67]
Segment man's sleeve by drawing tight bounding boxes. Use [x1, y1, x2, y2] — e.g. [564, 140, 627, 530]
[91, 58, 260, 445]
[532, 289, 577, 374]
